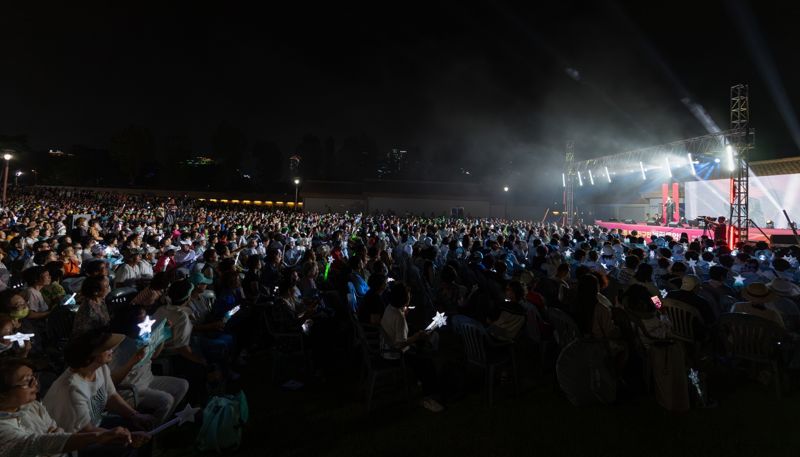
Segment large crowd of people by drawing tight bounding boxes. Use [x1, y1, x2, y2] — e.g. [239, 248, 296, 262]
[1, 187, 800, 455]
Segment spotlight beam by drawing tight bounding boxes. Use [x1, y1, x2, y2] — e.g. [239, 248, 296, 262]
[687, 153, 696, 176]
[640, 161, 646, 180]
[588, 170, 595, 185]
[604, 166, 611, 183]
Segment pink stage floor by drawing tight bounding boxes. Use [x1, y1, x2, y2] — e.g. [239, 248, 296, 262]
[595, 221, 797, 244]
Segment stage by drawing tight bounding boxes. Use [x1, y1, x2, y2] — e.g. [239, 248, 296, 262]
[595, 221, 797, 245]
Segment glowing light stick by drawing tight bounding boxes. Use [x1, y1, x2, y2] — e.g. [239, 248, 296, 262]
[3, 332, 34, 347]
[146, 404, 201, 437]
[224, 305, 241, 323]
[734, 274, 746, 287]
[323, 262, 331, 281]
[687, 259, 697, 275]
[660, 289, 668, 299]
[425, 311, 447, 331]
[62, 293, 77, 306]
[137, 315, 156, 337]
[688, 368, 705, 407]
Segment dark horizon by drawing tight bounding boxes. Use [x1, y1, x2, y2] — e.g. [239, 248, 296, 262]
[2, 1, 800, 192]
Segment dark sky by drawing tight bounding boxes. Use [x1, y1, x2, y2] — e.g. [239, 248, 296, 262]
[3, 1, 800, 182]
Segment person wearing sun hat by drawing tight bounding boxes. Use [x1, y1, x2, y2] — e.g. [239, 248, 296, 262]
[767, 277, 800, 299]
[764, 277, 800, 331]
[733, 283, 784, 327]
[43, 328, 156, 441]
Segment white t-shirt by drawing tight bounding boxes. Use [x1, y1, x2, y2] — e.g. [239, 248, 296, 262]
[154, 305, 193, 349]
[114, 263, 144, 287]
[111, 337, 154, 392]
[23, 287, 48, 312]
[43, 365, 117, 432]
[0, 401, 70, 457]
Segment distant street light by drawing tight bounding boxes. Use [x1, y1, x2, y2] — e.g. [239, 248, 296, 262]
[293, 178, 301, 210]
[14, 171, 22, 187]
[503, 186, 510, 219]
[2, 153, 11, 207]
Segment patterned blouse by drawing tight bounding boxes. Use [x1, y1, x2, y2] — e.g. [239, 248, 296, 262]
[72, 297, 111, 338]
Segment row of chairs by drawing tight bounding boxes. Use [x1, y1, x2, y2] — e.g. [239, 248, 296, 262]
[549, 301, 789, 398]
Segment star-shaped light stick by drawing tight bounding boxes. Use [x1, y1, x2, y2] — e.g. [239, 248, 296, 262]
[688, 368, 705, 407]
[734, 274, 746, 286]
[137, 315, 156, 337]
[3, 332, 34, 347]
[708, 261, 717, 268]
[425, 311, 448, 331]
[565, 249, 572, 258]
[687, 259, 698, 274]
[660, 289, 668, 299]
[146, 403, 201, 437]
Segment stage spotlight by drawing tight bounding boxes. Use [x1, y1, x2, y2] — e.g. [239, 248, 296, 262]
[687, 153, 696, 176]
[562, 173, 566, 188]
[604, 166, 611, 183]
[766, 220, 775, 229]
[588, 169, 595, 185]
[639, 161, 646, 180]
[726, 145, 735, 171]
[665, 157, 672, 178]
[714, 158, 721, 163]
[577, 172, 583, 186]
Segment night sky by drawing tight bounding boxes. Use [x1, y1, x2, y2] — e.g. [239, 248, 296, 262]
[3, 1, 800, 186]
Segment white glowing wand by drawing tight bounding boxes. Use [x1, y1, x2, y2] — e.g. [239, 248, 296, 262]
[3, 332, 34, 347]
[425, 312, 447, 331]
[146, 403, 201, 437]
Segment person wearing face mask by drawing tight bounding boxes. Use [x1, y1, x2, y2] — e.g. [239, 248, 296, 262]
[0, 290, 30, 331]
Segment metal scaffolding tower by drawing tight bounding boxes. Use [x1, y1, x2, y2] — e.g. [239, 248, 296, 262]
[728, 84, 753, 247]
[563, 141, 575, 226]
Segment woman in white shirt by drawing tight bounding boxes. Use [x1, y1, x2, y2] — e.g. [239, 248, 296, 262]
[42, 329, 154, 450]
[0, 357, 137, 457]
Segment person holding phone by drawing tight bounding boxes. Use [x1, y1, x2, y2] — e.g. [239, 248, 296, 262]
[380, 282, 443, 413]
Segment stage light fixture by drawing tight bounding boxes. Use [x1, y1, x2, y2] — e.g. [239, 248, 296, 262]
[726, 145, 735, 171]
[604, 166, 611, 183]
[687, 153, 696, 176]
[665, 157, 672, 178]
[577, 172, 583, 186]
[639, 161, 646, 180]
[588, 170, 595, 185]
[714, 158, 721, 163]
[562, 173, 566, 188]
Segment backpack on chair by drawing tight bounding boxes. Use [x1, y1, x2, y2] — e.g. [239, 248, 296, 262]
[197, 391, 249, 453]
